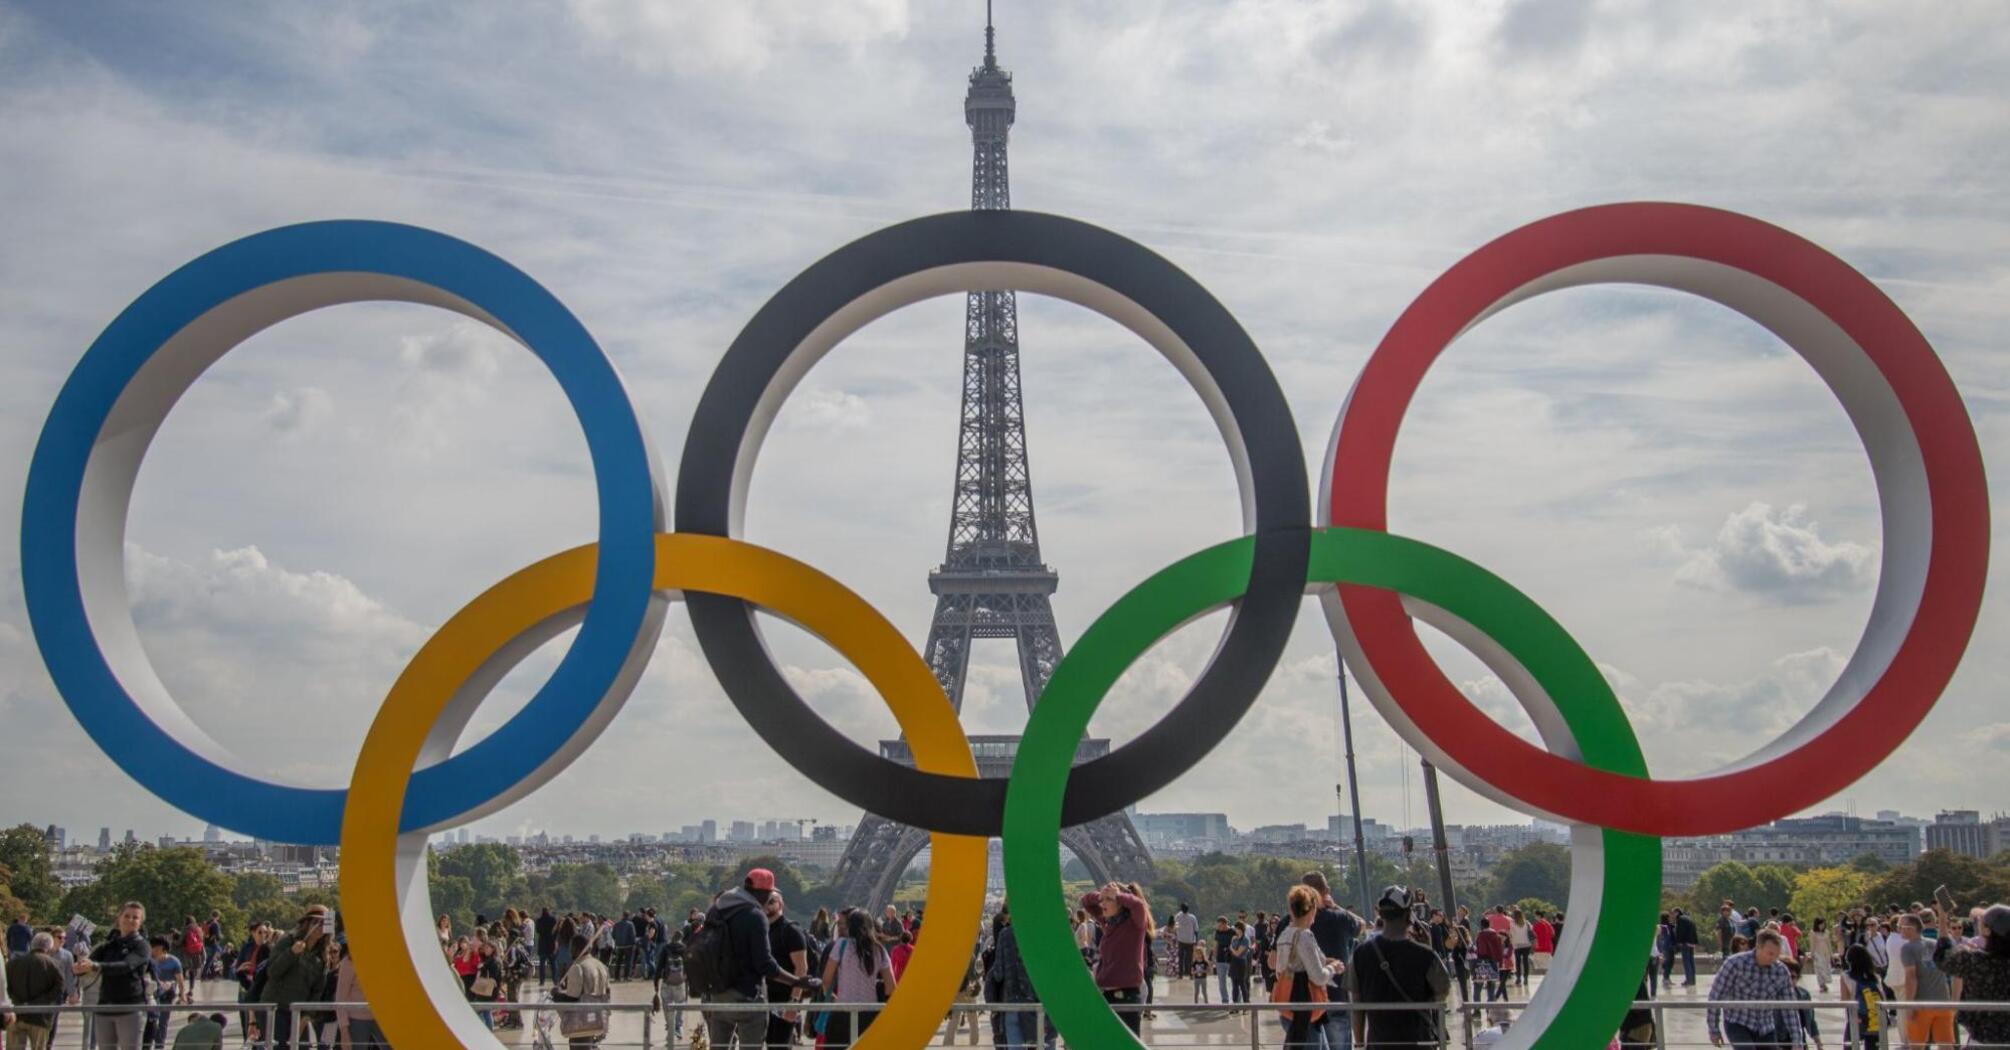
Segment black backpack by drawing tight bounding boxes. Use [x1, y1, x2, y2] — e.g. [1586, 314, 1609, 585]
[684, 907, 737, 997]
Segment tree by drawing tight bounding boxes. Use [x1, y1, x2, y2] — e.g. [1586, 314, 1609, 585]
[0, 824, 62, 920]
[1686, 861, 1796, 917]
[1789, 867, 1870, 923]
[78, 845, 240, 939]
[1865, 850, 2010, 913]
[434, 843, 527, 920]
[0, 863, 29, 924]
[1513, 897, 1561, 920]
[1847, 853, 1891, 874]
[1490, 844, 1571, 910]
[1752, 865, 1799, 915]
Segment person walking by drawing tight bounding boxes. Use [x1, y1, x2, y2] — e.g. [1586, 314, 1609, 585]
[75, 901, 151, 1050]
[553, 933, 610, 1050]
[1839, 943, 1886, 1050]
[5, 932, 66, 1050]
[175, 919, 203, 989]
[201, 914, 222, 982]
[1507, 909, 1534, 989]
[1274, 885, 1345, 1050]
[1348, 886, 1450, 1050]
[1474, 922, 1508, 1003]
[143, 936, 187, 1050]
[1806, 917, 1835, 994]
[1445, 923, 1472, 1004]
[1896, 913, 1955, 1047]
[820, 910, 894, 1050]
[1707, 930, 1803, 1049]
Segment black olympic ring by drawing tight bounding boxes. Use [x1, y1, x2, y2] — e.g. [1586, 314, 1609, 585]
[675, 210, 1311, 836]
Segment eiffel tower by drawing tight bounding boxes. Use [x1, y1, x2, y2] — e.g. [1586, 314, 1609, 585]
[826, 6, 1153, 911]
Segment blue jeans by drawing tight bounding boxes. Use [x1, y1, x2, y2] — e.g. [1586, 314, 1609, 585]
[1316, 1005, 1353, 1050]
[999, 1008, 1055, 1050]
[1217, 968, 1231, 1002]
[1724, 1020, 1789, 1049]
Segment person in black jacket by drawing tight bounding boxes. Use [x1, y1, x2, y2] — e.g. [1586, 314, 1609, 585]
[1672, 908, 1701, 987]
[535, 908, 557, 986]
[700, 868, 820, 1050]
[75, 901, 151, 1049]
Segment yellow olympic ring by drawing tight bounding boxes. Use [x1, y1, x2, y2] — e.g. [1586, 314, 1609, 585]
[341, 533, 987, 1049]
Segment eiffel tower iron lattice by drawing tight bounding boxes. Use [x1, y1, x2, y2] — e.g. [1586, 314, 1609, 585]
[828, 10, 1153, 912]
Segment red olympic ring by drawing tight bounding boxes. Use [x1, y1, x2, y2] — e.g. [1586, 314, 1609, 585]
[1325, 202, 1989, 836]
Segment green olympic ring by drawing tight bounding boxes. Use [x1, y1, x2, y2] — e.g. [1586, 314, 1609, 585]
[1003, 526, 1660, 1049]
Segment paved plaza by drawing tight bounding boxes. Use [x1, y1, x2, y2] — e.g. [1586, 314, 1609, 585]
[40, 966, 1860, 1050]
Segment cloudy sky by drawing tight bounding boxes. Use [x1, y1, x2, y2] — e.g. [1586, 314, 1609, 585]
[3, 2, 2007, 846]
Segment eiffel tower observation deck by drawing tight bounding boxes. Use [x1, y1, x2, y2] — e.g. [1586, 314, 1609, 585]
[826, 6, 1154, 911]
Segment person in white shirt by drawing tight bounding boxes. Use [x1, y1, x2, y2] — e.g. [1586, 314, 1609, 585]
[1172, 905, 1200, 979]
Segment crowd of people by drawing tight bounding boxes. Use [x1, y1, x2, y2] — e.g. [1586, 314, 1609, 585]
[8, 874, 2009, 1050]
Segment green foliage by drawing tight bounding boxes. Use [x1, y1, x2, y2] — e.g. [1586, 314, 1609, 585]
[434, 843, 529, 920]
[1685, 861, 1796, 916]
[1513, 897, 1561, 920]
[1847, 853, 1891, 874]
[1788, 867, 1871, 923]
[0, 824, 63, 920]
[1141, 854, 1350, 921]
[1488, 843, 1571, 910]
[68, 845, 242, 940]
[1864, 849, 2010, 913]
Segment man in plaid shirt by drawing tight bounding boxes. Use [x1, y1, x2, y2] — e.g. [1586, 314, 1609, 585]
[1708, 930, 1804, 1048]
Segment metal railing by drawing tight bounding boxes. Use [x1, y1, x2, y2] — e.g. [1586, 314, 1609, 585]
[0, 1000, 278, 1047]
[38, 994, 1987, 1048]
[1455, 996, 2010, 1049]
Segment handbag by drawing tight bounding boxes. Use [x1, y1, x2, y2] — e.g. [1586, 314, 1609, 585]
[1269, 932, 1327, 1024]
[471, 973, 498, 998]
[560, 986, 610, 1039]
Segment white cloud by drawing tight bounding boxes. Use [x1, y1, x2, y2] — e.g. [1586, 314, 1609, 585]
[1669, 502, 1877, 602]
[260, 386, 333, 435]
[1, 2, 2007, 841]
[776, 387, 872, 434]
[569, 0, 910, 74]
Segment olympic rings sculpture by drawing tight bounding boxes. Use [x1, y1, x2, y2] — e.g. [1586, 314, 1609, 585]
[20, 203, 1987, 1050]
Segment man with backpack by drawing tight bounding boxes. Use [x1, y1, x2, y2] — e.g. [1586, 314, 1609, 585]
[177, 918, 204, 987]
[201, 915, 223, 981]
[687, 869, 820, 1050]
[1349, 887, 1450, 1050]
[653, 935, 688, 1043]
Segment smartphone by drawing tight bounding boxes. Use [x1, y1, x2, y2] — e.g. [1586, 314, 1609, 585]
[1934, 884, 1957, 916]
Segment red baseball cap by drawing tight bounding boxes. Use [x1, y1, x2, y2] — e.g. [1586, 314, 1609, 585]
[746, 868, 776, 892]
